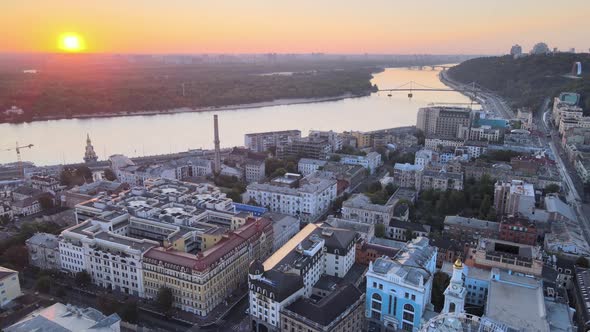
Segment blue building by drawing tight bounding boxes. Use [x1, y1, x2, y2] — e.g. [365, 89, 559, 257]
[365, 237, 437, 332]
[232, 203, 267, 216]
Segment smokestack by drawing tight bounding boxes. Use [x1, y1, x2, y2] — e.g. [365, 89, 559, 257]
[213, 114, 221, 174]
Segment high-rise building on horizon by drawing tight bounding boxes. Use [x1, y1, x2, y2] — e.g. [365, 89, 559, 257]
[510, 44, 523, 58]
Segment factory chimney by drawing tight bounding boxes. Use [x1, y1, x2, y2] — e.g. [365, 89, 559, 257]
[213, 114, 221, 174]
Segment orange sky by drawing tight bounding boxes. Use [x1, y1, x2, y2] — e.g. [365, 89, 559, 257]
[2, 0, 589, 54]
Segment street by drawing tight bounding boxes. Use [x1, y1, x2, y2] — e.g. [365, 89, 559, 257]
[445, 69, 590, 252]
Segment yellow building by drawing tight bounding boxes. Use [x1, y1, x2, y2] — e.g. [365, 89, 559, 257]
[143, 217, 273, 316]
[350, 131, 372, 148]
[0, 266, 21, 308]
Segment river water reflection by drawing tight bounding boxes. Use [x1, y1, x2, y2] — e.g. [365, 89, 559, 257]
[0, 66, 474, 165]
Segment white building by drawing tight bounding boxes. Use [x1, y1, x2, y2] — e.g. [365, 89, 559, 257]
[244, 160, 266, 183]
[338, 152, 382, 174]
[393, 163, 423, 189]
[341, 193, 393, 224]
[59, 217, 158, 297]
[12, 197, 42, 216]
[463, 140, 488, 159]
[116, 157, 213, 186]
[0, 266, 21, 308]
[248, 223, 357, 332]
[26, 233, 61, 270]
[263, 211, 301, 252]
[425, 138, 464, 151]
[246, 173, 337, 222]
[309, 130, 344, 152]
[494, 180, 535, 216]
[297, 158, 328, 176]
[5, 302, 121, 332]
[414, 149, 437, 168]
[468, 126, 501, 142]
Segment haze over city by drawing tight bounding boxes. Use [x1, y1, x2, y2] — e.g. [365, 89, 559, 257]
[2, 0, 590, 54]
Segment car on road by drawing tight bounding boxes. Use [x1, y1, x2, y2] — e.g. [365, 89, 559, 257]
[244, 308, 249, 315]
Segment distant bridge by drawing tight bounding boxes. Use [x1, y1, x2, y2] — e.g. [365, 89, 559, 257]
[406, 65, 451, 70]
[378, 81, 484, 93]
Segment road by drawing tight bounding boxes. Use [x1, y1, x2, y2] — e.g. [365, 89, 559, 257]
[444, 69, 590, 252]
[440, 70, 514, 119]
[540, 103, 590, 251]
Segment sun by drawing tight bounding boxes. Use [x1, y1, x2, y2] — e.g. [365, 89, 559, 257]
[59, 33, 85, 52]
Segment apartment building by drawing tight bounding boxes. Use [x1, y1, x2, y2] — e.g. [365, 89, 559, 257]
[309, 130, 343, 152]
[0, 266, 21, 308]
[26, 233, 61, 270]
[244, 159, 266, 183]
[424, 137, 464, 151]
[248, 223, 358, 332]
[277, 137, 333, 160]
[116, 157, 213, 186]
[393, 163, 422, 189]
[493, 180, 535, 216]
[417, 106, 471, 139]
[245, 130, 302, 153]
[246, 173, 337, 222]
[59, 217, 158, 297]
[336, 152, 382, 174]
[298, 158, 328, 176]
[143, 217, 273, 316]
[280, 284, 365, 332]
[498, 216, 537, 245]
[417, 169, 464, 191]
[341, 194, 394, 225]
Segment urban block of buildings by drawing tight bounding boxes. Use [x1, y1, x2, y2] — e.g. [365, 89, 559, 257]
[246, 173, 337, 222]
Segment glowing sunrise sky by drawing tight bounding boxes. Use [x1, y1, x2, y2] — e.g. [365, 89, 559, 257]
[2, 0, 589, 54]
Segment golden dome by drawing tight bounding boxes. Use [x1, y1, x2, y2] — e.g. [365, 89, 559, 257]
[454, 258, 463, 269]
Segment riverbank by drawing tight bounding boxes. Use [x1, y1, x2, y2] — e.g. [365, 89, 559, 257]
[440, 69, 514, 119]
[1, 92, 369, 125]
[1, 66, 475, 165]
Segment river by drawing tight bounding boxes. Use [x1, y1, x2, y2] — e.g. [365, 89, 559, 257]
[0, 66, 475, 166]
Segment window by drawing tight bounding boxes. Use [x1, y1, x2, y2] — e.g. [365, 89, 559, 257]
[449, 302, 456, 313]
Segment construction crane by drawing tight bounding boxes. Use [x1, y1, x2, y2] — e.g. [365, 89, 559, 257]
[3, 142, 34, 178]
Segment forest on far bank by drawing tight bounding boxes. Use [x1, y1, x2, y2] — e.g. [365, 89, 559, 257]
[448, 53, 590, 111]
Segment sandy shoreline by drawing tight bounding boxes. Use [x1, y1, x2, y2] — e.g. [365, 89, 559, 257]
[1, 93, 367, 124]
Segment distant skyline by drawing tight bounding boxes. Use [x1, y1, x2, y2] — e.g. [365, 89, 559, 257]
[1, 0, 589, 54]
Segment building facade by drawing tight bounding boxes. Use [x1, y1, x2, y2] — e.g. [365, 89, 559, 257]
[248, 223, 358, 332]
[26, 233, 61, 270]
[0, 266, 21, 308]
[143, 217, 273, 316]
[341, 194, 394, 225]
[365, 237, 437, 332]
[246, 173, 337, 222]
[245, 130, 302, 153]
[417, 106, 472, 139]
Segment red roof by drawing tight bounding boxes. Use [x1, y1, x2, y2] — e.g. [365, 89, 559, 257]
[144, 217, 273, 272]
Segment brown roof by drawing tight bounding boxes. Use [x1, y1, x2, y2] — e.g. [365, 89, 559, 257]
[144, 217, 272, 272]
